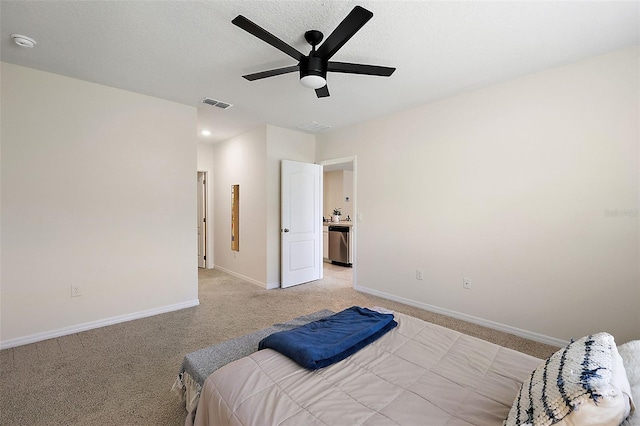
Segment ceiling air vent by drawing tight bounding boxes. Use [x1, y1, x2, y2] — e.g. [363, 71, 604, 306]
[297, 121, 332, 133]
[202, 97, 233, 110]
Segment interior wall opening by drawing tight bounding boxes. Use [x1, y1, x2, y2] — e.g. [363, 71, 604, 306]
[197, 171, 208, 269]
[320, 157, 356, 289]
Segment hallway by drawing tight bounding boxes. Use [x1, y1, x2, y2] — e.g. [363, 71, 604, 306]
[319, 262, 353, 289]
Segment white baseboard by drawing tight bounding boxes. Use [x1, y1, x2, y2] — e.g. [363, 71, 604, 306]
[0, 299, 200, 350]
[355, 285, 567, 348]
[213, 265, 267, 289]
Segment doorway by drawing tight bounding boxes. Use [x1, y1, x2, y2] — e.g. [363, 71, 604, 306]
[197, 171, 207, 268]
[319, 156, 356, 288]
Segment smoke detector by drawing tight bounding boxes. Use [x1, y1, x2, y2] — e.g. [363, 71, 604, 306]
[11, 34, 36, 48]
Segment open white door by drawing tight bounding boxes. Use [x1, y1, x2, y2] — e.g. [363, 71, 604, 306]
[281, 160, 322, 288]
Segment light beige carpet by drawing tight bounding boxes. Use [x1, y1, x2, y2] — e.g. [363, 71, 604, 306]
[0, 266, 557, 425]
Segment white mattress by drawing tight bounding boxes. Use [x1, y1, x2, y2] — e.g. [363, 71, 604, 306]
[192, 312, 543, 426]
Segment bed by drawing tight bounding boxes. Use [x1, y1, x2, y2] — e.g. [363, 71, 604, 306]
[173, 310, 334, 415]
[185, 308, 637, 426]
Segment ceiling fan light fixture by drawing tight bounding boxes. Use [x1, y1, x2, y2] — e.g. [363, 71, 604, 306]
[300, 75, 326, 89]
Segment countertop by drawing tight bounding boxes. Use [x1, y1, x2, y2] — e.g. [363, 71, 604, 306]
[323, 221, 353, 227]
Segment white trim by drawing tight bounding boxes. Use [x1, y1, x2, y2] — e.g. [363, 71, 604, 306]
[197, 169, 214, 270]
[318, 156, 355, 168]
[214, 265, 266, 289]
[355, 284, 567, 348]
[197, 170, 207, 269]
[351, 157, 357, 286]
[0, 299, 200, 350]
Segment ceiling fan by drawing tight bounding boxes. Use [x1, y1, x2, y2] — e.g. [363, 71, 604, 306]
[232, 5, 395, 98]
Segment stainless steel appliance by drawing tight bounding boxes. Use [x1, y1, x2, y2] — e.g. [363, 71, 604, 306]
[328, 225, 350, 266]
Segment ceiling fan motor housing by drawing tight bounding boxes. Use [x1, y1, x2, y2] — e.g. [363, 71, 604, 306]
[300, 55, 326, 80]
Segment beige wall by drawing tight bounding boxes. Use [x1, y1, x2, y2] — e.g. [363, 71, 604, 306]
[317, 47, 640, 345]
[1, 63, 198, 348]
[324, 171, 344, 219]
[213, 125, 315, 288]
[343, 170, 354, 220]
[213, 126, 268, 286]
[323, 170, 354, 220]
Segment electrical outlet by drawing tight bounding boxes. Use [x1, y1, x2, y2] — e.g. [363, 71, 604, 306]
[416, 269, 423, 280]
[463, 278, 471, 289]
[71, 285, 81, 297]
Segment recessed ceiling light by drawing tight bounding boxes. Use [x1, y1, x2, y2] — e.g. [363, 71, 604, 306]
[201, 130, 211, 136]
[11, 34, 36, 48]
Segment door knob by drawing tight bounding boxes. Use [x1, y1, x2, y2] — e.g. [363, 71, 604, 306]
[283, 228, 290, 233]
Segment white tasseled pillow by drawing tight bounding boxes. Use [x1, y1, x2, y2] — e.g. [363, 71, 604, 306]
[504, 332, 633, 426]
[620, 340, 639, 426]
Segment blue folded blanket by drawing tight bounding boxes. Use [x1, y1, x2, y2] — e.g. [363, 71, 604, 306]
[258, 306, 397, 370]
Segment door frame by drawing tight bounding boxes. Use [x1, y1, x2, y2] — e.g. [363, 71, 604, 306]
[197, 171, 209, 269]
[318, 155, 357, 288]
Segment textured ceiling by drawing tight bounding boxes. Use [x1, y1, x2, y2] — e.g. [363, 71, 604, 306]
[1, 1, 638, 143]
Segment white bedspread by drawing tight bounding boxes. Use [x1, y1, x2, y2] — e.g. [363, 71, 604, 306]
[193, 312, 543, 426]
